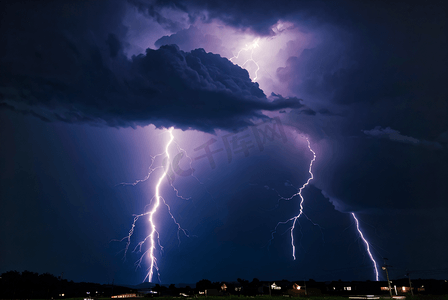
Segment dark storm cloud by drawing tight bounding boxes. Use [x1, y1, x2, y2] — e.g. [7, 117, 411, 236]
[0, 102, 51, 123]
[0, 1, 303, 133]
[296, 108, 317, 116]
[130, 0, 339, 35]
[154, 26, 223, 53]
[364, 126, 420, 144]
[364, 126, 444, 150]
[137, 0, 447, 134]
[275, 1, 447, 138]
[129, 0, 190, 32]
[140, 0, 447, 138]
[316, 136, 448, 213]
[235, 0, 448, 215]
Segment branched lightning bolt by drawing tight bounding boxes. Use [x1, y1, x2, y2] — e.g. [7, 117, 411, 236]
[230, 37, 261, 81]
[116, 128, 195, 283]
[173, 141, 216, 203]
[174, 141, 203, 185]
[269, 137, 317, 260]
[351, 212, 379, 281]
[146, 127, 174, 282]
[117, 153, 164, 187]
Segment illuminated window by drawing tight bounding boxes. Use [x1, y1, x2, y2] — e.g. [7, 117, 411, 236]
[271, 283, 281, 290]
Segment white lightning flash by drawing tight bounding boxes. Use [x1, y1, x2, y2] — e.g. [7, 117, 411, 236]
[269, 137, 316, 259]
[230, 37, 261, 81]
[351, 212, 379, 281]
[146, 128, 175, 282]
[117, 128, 193, 283]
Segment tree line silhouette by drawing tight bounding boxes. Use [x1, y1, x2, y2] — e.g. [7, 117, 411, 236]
[0, 270, 132, 299]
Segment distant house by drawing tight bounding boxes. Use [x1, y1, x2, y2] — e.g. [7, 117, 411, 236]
[399, 286, 412, 293]
[287, 283, 306, 297]
[380, 279, 414, 296]
[111, 293, 138, 298]
[267, 282, 284, 296]
[221, 281, 242, 294]
[327, 280, 355, 293]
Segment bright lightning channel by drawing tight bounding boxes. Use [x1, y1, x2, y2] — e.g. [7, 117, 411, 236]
[146, 127, 175, 282]
[118, 127, 193, 283]
[270, 137, 316, 260]
[351, 212, 379, 281]
[230, 37, 261, 81]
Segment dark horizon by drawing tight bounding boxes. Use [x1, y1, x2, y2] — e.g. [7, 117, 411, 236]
[3, 268, 447, 287]
[2, 269, 447, 286]
[2, 269, 448, 299]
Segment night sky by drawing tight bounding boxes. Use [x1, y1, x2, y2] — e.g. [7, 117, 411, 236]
[1, 0, 447, 285]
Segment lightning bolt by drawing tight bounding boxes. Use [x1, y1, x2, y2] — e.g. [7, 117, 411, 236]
[116, 127, 195, 283]
[117, 153, 164, 187]
[351, 212, 379, 281]
[267, 137, 379, 281]
[146, 127, 175, 282]
[269, 137, 317, 260]
[230, 37, 261, 81]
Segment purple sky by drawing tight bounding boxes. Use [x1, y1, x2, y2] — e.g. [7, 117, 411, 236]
[0, 0, 447, 285]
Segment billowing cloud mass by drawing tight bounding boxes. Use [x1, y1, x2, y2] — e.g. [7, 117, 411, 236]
[0, 1, 306, 133]
[364, 126, 444, 150]
[1, 0, 446, 213]
[154, 26, 224, 54]
[130, 0, 338, 36]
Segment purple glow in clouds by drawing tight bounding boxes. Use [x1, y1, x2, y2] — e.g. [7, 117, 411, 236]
[230, 37, 261, 81]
